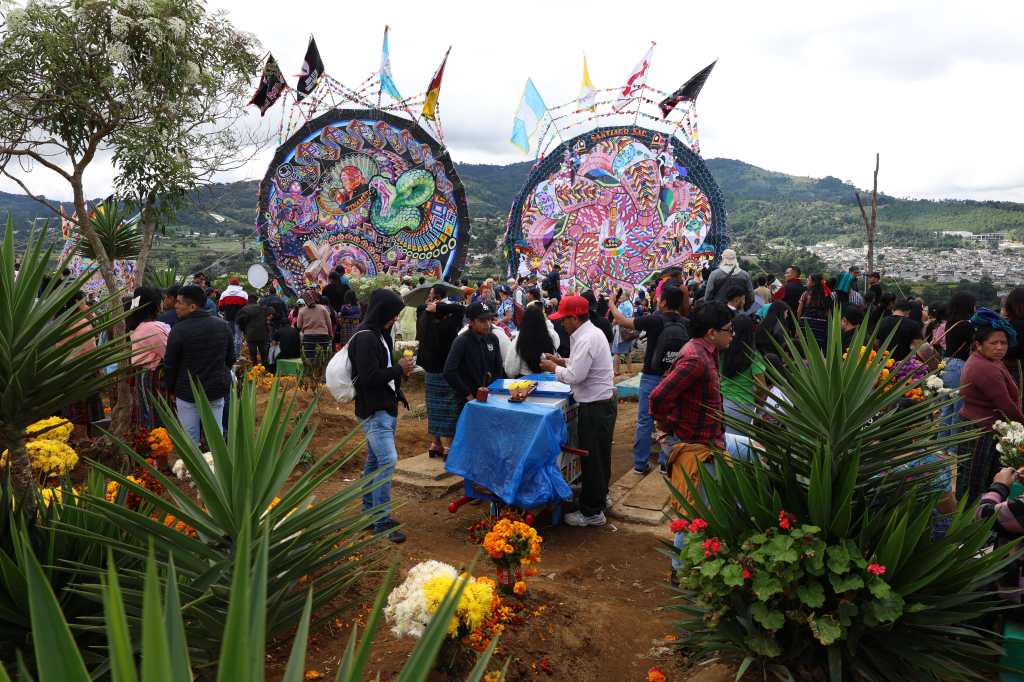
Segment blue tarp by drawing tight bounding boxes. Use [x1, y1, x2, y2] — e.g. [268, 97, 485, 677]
[445, 396, 571, 508]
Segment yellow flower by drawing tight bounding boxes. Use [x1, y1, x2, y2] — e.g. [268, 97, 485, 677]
[2, 440, 78, 476]
[25, 417, 73, 443]
[513, 581, 527, 595]
[303, 672, 324, 680]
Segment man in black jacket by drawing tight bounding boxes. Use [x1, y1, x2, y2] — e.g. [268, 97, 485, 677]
[348, 288, 414, 544]
[235, 300, 270, 366]
[443, 303, 504, 407]
[542, 265, 561, 304]
[164, 285, 235, 448]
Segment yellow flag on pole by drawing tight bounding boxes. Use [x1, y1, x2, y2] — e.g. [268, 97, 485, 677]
[421, 47, 450, 121]
[578, 54, 596, 111]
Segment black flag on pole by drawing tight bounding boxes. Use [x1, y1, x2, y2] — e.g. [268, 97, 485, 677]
[249, 54, 288, 116]
[295, 37, 325, 101]
[658, 60, 716, 118]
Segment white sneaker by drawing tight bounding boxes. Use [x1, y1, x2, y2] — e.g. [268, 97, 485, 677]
[565, 511, 607, 527]
[606, 495, 613, 509]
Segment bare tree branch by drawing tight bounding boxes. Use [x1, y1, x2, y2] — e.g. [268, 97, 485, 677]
[0, 168, 67, 222]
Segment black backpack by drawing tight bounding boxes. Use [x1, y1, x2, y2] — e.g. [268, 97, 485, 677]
[652, 316, 689, 374]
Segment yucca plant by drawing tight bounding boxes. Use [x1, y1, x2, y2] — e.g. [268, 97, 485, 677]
[5, 522, 504, 681]
[75, 199, 142, 262]
[667, 317, 1022, 681]
[0, 471, 140, 669]
[63, 379, 390, 666]
[143, 267, 184, 290]
[0, 217, 134, 508]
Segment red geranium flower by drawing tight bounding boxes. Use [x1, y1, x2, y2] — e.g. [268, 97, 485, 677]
[670, 518, 689, 533]
[688, 518, 708, 533]
[701, 537, 722, 558]
[867, 563, 887, 576]
[778, 510, 797, 530]
[742, 567, 752, 580]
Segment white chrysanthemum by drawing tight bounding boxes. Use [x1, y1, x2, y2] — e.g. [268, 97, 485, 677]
[171, 452, 215, 483]
[925, 376, 944, 391]
[384, 560, 458, 639]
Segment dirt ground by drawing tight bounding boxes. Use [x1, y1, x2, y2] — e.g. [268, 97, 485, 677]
[259, 372, 741, 681]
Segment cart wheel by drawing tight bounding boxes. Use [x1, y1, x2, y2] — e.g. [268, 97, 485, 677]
[524, 512, 535, 526]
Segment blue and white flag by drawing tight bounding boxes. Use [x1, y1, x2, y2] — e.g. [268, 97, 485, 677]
[511, 78, 547, 154]
[380, 26, 401, 99]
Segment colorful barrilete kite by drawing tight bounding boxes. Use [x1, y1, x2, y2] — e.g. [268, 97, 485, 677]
[504, 46, 726, 295]
[58, 200, 139, 296]
[251, 29, 469, 296]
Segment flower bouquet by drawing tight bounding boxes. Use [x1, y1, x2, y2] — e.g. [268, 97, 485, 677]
[994, 420, 1024, 468]
[384, 561, 496, 645]
[482, 518, 542, 595]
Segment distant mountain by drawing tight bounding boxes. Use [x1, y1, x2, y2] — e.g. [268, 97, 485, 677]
[5, 158, 1024, 252]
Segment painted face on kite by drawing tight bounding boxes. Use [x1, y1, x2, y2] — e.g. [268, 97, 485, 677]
[505, 127, 727, 294]
[257, 109, 469, 295]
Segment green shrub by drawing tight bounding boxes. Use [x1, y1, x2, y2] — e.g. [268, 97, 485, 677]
[5, 523, 503, 681]
[668, 319, 1021, 681]
[65, 380, 388, 667]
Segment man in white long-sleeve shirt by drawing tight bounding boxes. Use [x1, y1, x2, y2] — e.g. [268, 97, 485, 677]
[540, 295, 617, 526]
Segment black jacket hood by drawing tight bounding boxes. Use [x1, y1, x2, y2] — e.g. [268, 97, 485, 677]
[362, 288, 406, 331]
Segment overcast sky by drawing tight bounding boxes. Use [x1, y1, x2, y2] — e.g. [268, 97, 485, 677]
[5, 0, 1024, 203]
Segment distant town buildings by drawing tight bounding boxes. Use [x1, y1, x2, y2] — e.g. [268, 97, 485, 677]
[808, 237, 1024, 286]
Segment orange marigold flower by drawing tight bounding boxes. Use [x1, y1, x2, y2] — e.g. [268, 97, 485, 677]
[513, 581, 527, 595]
[647, 667, 667, 682]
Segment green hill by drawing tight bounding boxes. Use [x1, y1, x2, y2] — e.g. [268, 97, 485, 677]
[5, 157, 1024, 272]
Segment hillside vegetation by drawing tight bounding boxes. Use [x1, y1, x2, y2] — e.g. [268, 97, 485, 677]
[4, 157, 1024, 274]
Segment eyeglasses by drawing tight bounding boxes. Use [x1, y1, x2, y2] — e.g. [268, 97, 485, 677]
[717, 326, 735, 334]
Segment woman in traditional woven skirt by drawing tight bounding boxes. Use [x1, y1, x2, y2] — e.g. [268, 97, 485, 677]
[416, 284, 464, 458]
[128, 287, 171, 429]
[296, 293, 334, 380]
[956, 309, 1024, 504]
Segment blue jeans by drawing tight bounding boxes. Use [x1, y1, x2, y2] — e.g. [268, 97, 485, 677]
[361, 411, 398, 528]
[723, 398, 753, 435]
[667, 434, 753, 570]
[175, 397, 225, 447]
[633, 373, 662, 469]
[941, 358, 965, 446]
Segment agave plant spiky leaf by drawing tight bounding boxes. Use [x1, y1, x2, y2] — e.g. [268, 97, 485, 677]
[75, 200, 142, 263]
[60, 380, 388, 665]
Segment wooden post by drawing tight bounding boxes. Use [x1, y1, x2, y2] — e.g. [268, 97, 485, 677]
[855, 153, 880, 275]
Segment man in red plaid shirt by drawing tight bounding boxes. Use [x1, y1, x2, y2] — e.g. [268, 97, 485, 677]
[650, 302, 735, 502]
[650, 301, 735, 584]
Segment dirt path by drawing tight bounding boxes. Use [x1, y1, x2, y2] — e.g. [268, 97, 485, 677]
[265, 374, 738, 681]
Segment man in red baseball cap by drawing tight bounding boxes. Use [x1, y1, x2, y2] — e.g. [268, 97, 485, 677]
[541, 295, 616, 526]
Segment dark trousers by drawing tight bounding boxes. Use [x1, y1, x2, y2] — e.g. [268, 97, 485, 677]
[248, 339, 269, 367]
[577, 397, 618, 516]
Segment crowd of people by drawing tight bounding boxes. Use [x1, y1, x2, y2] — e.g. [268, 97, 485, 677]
[43, 245, 1024, 558]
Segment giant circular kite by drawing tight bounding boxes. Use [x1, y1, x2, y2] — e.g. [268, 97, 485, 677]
[257, 108, 469, 295]
[505, 125, 727, 293]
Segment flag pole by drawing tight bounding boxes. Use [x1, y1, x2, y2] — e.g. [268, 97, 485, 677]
[633, 41, 654, 127]
[377, 25, 387, 110]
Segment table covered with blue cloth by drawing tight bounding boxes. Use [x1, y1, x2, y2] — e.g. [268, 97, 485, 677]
[444, 393, 572, 509]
